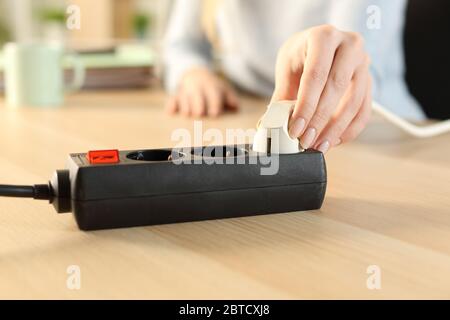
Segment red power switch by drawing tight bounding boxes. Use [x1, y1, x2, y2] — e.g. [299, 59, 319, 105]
[87, 149, 120, 164]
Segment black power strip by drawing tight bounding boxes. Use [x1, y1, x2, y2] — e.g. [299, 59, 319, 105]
[0, 145, 326, 230]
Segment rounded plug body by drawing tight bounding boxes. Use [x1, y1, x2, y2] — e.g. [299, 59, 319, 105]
[252, 100, 303, 154]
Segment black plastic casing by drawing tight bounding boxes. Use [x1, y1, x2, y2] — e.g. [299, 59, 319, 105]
[64, 145, 327, 230]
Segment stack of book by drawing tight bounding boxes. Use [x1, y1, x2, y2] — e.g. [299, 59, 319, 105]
[0, 44, 156, 91]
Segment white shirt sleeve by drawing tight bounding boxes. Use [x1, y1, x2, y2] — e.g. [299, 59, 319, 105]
[327, 0, 425, 119]
[327, 0, 407, 97]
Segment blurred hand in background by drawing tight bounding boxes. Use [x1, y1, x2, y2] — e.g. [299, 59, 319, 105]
[165, 67, 239, 117]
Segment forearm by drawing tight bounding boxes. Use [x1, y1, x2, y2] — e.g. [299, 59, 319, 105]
[163, 0, 213, 93]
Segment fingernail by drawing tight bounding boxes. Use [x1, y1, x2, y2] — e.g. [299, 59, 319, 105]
[335, 138, 342, 146]
[317, 140, 330, 153]
[289, 117, 306, 138]
[300, 127, 316, 149]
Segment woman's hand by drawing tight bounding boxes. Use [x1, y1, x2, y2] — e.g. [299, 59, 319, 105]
[272, 25, 372, 153]
[166, 67, 239, 117]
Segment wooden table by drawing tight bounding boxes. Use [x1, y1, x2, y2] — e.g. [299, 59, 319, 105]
[0, 89, 449, 299]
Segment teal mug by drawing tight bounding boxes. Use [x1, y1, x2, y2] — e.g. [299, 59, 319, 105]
[3, 42, 85, 107]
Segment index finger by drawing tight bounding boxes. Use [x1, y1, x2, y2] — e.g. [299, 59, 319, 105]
[291, 29, 341, 136]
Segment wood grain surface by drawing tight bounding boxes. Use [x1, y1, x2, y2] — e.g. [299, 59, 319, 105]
[0, 89, 449, 299]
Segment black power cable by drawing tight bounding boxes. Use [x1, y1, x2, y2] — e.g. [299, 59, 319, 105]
[0, 184, 52, 200]
[0, 170, 72, 213]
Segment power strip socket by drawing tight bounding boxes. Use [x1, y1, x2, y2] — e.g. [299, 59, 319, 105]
[51, 144, 326, 230]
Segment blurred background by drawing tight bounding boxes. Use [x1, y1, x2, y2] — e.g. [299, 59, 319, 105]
[0, 0, 172, 90]
[0, 0, 448, 119]
[0, 0, 171, 46]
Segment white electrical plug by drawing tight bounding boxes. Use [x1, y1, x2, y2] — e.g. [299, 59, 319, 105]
[252, 98, 450, 156]
[252, 100, 303, 154]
